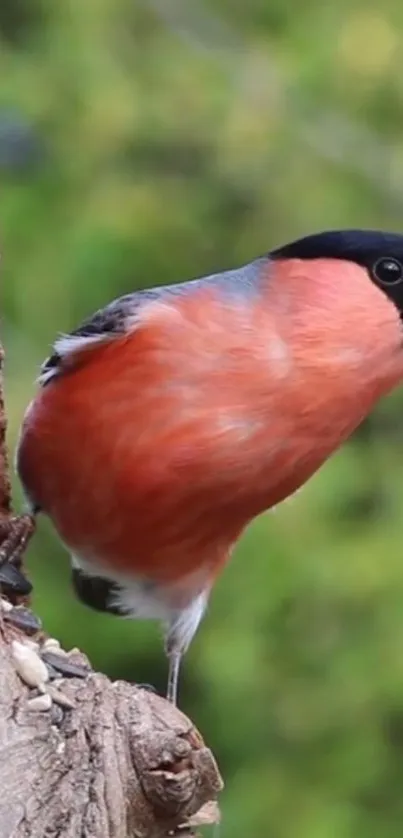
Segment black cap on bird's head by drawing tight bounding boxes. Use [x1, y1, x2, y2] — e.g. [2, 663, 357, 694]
[270, 229, 403, 317]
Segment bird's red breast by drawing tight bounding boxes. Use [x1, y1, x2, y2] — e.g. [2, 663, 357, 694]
[17, 257, 403, 591]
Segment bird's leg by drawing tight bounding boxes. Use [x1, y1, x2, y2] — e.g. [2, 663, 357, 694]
[0, 513, 36, 565]
[166, 649, 182, 705]
[164, 618, 187, 706]
[164, 590, 209, 705]
[0, 513, 35, 597]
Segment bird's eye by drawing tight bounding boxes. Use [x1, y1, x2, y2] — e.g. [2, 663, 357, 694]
[373, 257, 403, 286]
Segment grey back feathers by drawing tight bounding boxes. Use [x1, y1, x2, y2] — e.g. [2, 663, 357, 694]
[39, 257, 267, 385]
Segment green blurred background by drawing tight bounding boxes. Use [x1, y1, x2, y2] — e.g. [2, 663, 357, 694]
[3, 1, 403, 835]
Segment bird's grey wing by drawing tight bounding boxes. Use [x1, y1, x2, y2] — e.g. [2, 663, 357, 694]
[39, 288, 162, 385]
[40, 256, 267, 385]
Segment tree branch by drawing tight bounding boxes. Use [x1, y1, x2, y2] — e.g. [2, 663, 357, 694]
[0, 340, 222, 838]
[0, 342, 11, 516]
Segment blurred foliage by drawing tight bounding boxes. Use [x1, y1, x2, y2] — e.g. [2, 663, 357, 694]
[2, 1, 403, 836]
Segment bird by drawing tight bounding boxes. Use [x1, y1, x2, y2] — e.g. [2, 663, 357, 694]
[15, 229, 403, 705]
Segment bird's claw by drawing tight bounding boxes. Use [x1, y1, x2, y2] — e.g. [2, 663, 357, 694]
[0, 513, 36, 564]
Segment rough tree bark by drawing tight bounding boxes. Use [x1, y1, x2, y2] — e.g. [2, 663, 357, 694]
[0, 341, 222, 838]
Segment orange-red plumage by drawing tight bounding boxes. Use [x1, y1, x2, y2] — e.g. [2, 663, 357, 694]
[18, 259, 403, 581]
[15, 231, 403, 703]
